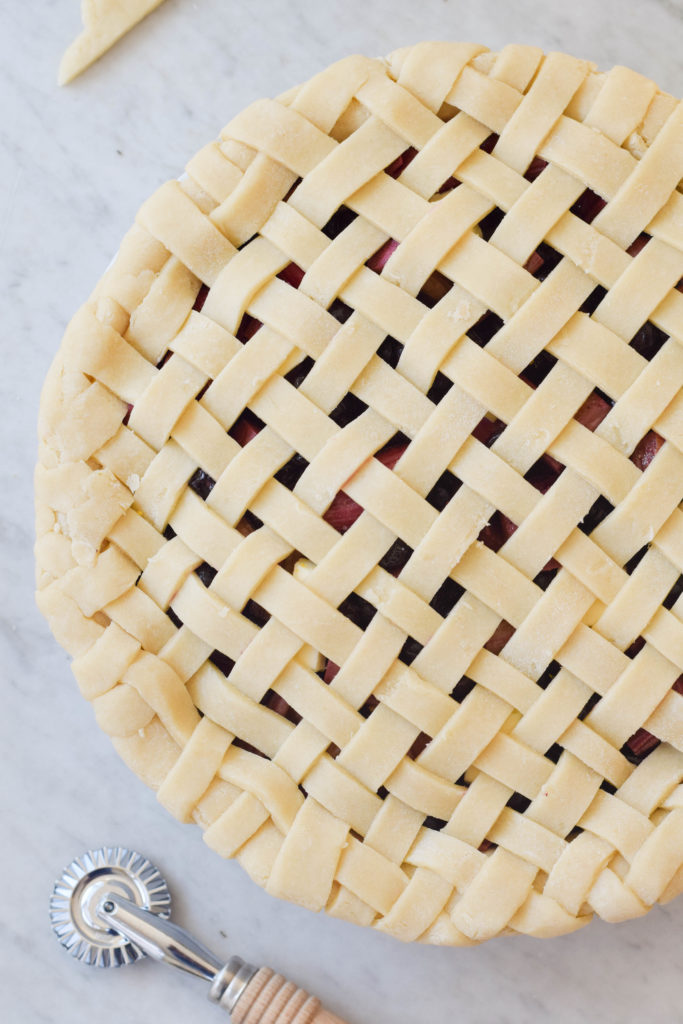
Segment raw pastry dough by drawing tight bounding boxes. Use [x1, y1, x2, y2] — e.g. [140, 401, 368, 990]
[59, 0, 165, 84]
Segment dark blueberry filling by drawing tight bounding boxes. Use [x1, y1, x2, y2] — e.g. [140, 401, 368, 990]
[379, 538, 413, 575]
[338, 593, 377, 630]
[468, 310, 504, 347]
[322, 205, 357, 239]
[188, 468, 216, 500]
[398, 636, 423, 666]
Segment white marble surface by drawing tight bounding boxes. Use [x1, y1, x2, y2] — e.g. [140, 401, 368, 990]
[1, 1, 682, 1022]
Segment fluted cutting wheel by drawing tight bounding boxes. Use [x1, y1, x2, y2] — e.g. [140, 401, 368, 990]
[50, 846, 172, 967]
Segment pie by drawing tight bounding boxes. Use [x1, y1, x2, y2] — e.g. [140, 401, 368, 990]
[59, 0, 166, 85]
[36, 42, 683, 944]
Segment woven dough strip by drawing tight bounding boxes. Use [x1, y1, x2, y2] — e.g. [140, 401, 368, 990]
[36, 43, 683, 944]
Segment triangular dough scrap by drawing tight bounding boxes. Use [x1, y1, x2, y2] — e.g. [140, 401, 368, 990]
[59, 0, 166, 85]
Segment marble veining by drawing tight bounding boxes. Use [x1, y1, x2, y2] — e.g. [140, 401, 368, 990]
[1, 1, 682, 1022]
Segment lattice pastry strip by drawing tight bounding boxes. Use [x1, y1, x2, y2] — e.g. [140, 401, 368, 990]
[36, 43, 683, 944]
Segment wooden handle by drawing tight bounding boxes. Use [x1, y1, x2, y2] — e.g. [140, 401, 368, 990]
[231, 966, 349, 1024]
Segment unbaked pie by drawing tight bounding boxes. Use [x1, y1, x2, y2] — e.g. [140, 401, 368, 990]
[36, 42, 683, 944]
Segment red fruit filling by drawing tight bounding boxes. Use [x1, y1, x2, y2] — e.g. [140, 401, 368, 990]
[478, 511, 517, 554]
[324, 659, 340, 684]
[524, 156, 548, 182]
[626, 234, 650, 258]
[193, 283, 209, 312]
[523, 250, 545, 276]
[277, 262, 304, 289]
[261, 689, 301, 725]
[236, 314, 262, 343]
[472, 415, 505, 447]
[575, 391, 612, 432]
[229, 411, 263, 447]
[406, 732, 431, 759]
[480, 133, 498, 154]
[367, 239, 399, 273]
[571, 188, 607, 225]
[631, 430, 664, 471]
[526, 457, 564, 495]
[322, 491, 364, 534]
[438, 175, 459, 195]
[625, 728, 660, 760]
[385, 147, 417, 179]
[484, 620, 515, 655]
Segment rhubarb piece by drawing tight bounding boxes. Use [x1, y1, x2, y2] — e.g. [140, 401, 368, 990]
[631, 430, 664, 470]
[367, 239, 399, 273]
[575, 391, 612, 432]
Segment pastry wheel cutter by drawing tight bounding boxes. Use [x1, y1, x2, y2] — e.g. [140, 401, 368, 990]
[50, 846, 348, 1023]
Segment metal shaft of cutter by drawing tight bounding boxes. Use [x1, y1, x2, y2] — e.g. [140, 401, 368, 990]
[97, 894, 222, 979]
[95, 894, 256, 1010]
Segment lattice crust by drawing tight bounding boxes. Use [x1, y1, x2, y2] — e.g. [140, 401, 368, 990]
[36, 43, 683, 945]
